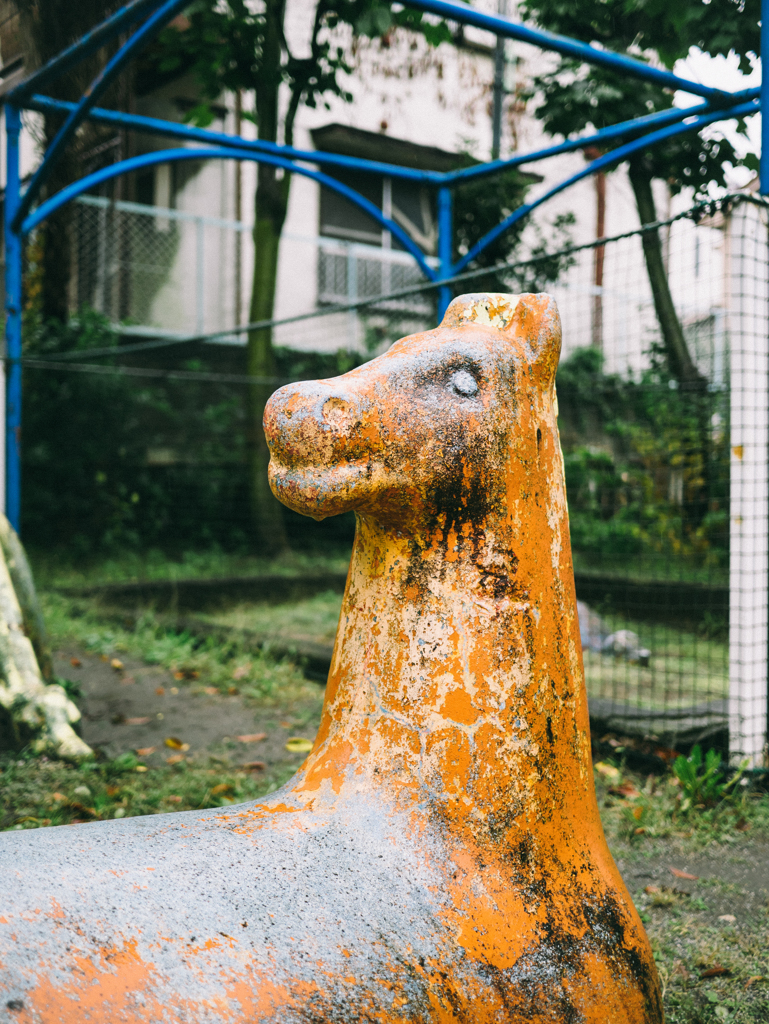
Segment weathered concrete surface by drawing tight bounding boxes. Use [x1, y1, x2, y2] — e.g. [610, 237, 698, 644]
[0, 293, 663, 1022]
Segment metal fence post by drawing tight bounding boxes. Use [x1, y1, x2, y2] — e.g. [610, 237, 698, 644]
[4, 105, 22, 531]
[728, 199, 769, 765]
[196, 214, 205, 333]
[347, 242, 358, 349]
[437, 186, 453, 321]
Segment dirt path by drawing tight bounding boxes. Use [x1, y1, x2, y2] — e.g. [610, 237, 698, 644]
[54, 647, 324, 772]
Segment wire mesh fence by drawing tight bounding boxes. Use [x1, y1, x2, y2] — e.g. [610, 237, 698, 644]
[22, 191, 769, 763]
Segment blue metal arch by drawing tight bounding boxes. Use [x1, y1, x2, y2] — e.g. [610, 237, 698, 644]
[21, 147, 438, 281]
[4, 0, 765, 532]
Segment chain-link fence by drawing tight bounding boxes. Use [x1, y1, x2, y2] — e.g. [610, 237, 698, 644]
[23, 192, 769, 763]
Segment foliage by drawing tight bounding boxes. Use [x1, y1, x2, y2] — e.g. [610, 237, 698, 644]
[519, 0, 757, 388]
[557, 346, 729, 572]
[21, 310, 361, 554]
[517, 0, 757, 188]
[672, 746, 748, 813]
[154, 0, 451, 137]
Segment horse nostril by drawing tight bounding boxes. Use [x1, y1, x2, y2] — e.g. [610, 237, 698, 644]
[322, 397, 356, 432]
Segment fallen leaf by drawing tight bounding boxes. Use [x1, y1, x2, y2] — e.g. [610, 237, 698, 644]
[670, 867, 699, 880]
[745, 976, 764, 988]
[609, 784, 641, 798]
[286, 737, 314, 753]
[644, 885, 661, 895]
[51, 792, 66, 802]
[232, 664, 251, 680]
[653, 746, 681, 763]
[166, 795, 182, 803]
[204, 686, 219, 695]
[135, 747, 155, 757]
[70, 657, 81, 668]
[124, 717, 150, 726]
[156, 687, 165, 696]
[166, 754, 185, 765]
[211, 783, 233, 796]
[632, 806, 644, 820]
[100, 654, 108, 662]
[228, 686, 239, 696]
[700, 966, 730, 979]
[121, 675, 135, 686]
[165, 737, 190, 751]
[718, 914, 736, 924]
[594, 761, 622, 783]
[170, 687, 179, 695]
[110, 658, 124, 671]
[174, 669, 199, 680]
[135, 765, 148, 773]
[243, 761, 266, 771]
[735, 818, 751, 832]
[237, 733, 267, 744]
[106, 785, 120, 797]
[633, 826, 645, 835]
[68, 802, 99, 819]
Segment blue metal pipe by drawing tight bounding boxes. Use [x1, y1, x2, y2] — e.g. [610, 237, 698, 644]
[400, 0, 733, 103]
[454, 98, 759, 274]
[8, 0, 164, 104]
[26, 95, 444, 184]
[13, 0, 190, 231]
[437, 187, 453, 319]
[28, 91, 760, 189]
[21, 147, 438, 281]
[444, 89, 760, 184]
[4, 106, 22, 531]
[762, 0, 769, 194]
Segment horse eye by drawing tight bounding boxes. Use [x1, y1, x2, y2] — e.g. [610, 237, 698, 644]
[449, 369, 479, 397]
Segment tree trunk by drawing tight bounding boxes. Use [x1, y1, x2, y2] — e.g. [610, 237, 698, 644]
[627, 156, 704, 389]
[248, 165, 290, 551]
[247, 0, 291, 552]
[627, 156, 711, 528]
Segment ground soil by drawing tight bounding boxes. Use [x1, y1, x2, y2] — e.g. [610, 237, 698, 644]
[55, 646, 323, 773]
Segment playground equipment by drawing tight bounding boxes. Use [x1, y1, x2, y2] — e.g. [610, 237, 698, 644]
[0, 293, 663, 1022]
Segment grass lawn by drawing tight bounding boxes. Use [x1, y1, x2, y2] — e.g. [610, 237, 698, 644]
[28, 545, 352, 590]
[583, 616, 728, 710]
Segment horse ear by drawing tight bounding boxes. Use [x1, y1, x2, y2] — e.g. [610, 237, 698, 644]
[509, 293, 561, 387]
[440, 292, 561, 387]
[441, 293, 522, 331]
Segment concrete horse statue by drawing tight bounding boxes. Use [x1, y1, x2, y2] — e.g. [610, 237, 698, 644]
[0, 293, 662, 1023]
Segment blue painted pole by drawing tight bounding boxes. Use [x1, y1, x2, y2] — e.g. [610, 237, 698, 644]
[762, 0, 769, 194]
[437, 187, 453, 321]
[4, 105, 22, 531]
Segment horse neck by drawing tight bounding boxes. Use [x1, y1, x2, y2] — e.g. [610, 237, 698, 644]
[300, 475, 599, 848]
